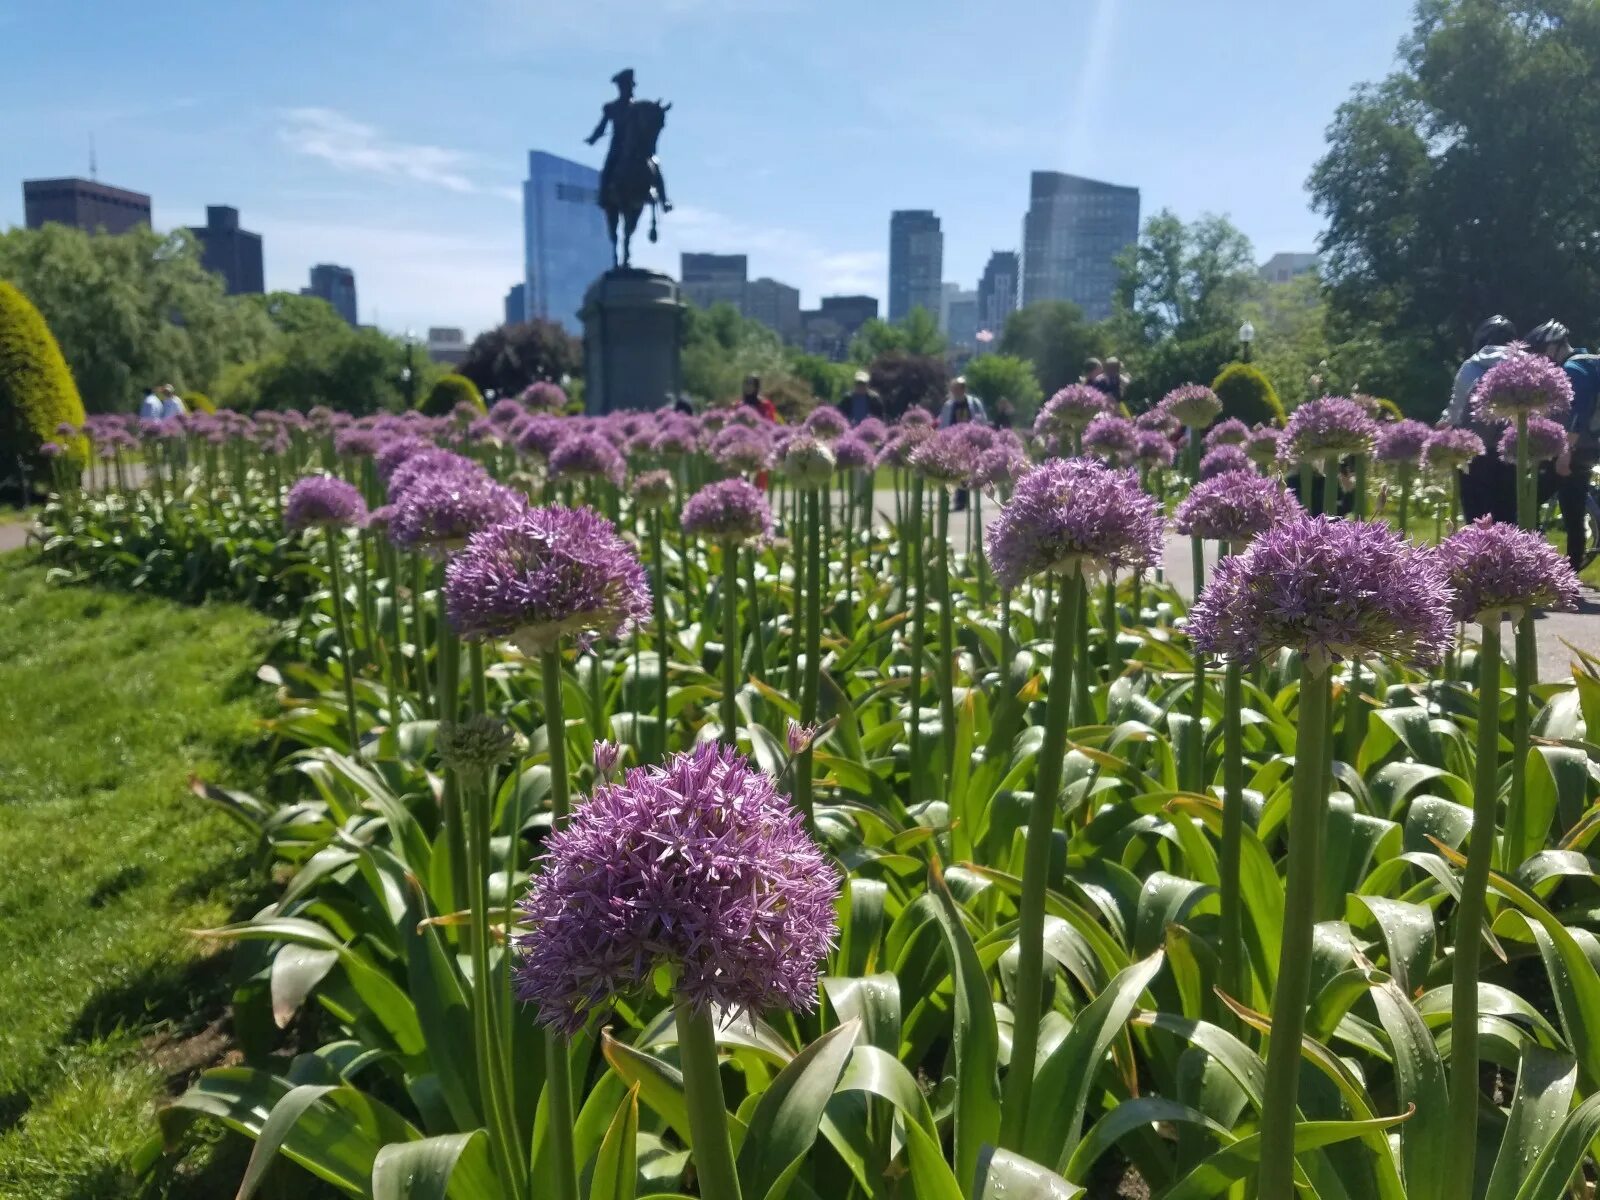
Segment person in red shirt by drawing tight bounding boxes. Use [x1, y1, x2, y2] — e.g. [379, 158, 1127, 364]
[741, 374, 779, 423]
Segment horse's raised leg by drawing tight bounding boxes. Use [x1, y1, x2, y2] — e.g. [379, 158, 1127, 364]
[623, 210, 640, 267]
[605, 208, 620, 267]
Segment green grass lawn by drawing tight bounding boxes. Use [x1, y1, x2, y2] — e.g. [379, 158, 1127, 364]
[0, 557, 278, 1199]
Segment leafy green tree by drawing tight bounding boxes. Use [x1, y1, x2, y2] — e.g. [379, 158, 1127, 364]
[786, 353, 852, 405]
[1238, 273, 1330, 410]
[961, 354, 1043, 426]
[1124, 329, 1239, 411]
[869, 352, 947, 418]
[998, 301, 1108, 396]
[681, 302, 787, 404]
[215, 308, 427, 415]
[457, 319, 582, 399]
[0, 281, 87, 483]
[849, 307, 946, 363]
[1310, 1, 1600, 378]
[1211, 362, 1286, 426]
[1111, 210, 1256, 348]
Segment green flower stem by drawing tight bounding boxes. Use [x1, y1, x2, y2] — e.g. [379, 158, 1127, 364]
[1446, 616, 1502, 1200]
[468, 641, 488, 720]
[999, 584, 1012, 673]
[538, 647, 580, 1200]
[1508, 416, 1534, 866]
[1453, 471, 1465, 531]
[674, 1000, 744, 1200]
[744, 548, 766, 682]
[382, 539, 407, 722]
[1299, 461, 1314, 510]
[935, 488, 956, 789]
[1187, 640, 1206, 793]
[1103, 573, 1119, 682]
[649, 511, 669, 760]
[322, 527, 362, 754]
[410, 553, 433, 716]
[907, 475, 927, 808]
[1000, 568, 1081, 1150]
[789, 501, 806, 696]
[720, 542, 740, 745]
[975, 490, 991, 609]
[796, 487, 823, 827]
[1353, 454, 1369, 520]
[1220, 654, 1246, 1013]
[1256, 662, 1334, 1199]
[1398, 468, 1412, 535]
[354, 530, 376, 666]
[1343, 660, 1365, 767]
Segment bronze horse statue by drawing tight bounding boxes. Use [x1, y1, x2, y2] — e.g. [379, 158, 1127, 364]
[587, 71, 672, 270]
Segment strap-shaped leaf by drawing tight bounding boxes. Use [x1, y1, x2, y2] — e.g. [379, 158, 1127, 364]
[372, 1130, 495, 1200]
[735, 1019, 860, 1200]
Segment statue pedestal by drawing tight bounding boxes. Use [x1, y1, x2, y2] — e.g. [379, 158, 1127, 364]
[580, 269, 685, 414]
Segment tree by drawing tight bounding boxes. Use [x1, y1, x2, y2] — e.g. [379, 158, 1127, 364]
[0, 281, 88, 488]
[869, 352, 947, 418]
[960, 354, 1043, 426]
[1310, 1, 1600, 381]
[998, 301, 1108, 396]
[422, 373, 485, 417]
[681, 302, 788, 404]
[1111, 210, 1256, 348]
[848, 308, 946, 363]
[1124, 328, 1239, 411]
[457, 319, 582, 399]
[214, 310, 430, 415]
[787, 353, 853, 405]
[1211, 362, 1286, 426]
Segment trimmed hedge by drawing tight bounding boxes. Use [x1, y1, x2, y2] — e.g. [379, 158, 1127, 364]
[183, 391, 217, 414]
[1210, 361, 1285, 427]
[0, 281, 87, 469]
[420, 373, 484, 418]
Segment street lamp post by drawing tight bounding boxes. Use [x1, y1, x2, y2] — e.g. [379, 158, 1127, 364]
[402, 329, 417, 408]
[1238, 320, 1256, 363]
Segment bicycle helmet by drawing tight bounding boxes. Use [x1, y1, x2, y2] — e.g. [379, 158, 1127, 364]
[1524, 319, 1571, 351]
[1473, 315, 1517, 350]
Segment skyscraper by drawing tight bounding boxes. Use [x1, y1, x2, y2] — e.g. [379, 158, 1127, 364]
[505, 282, 528, 325]
[744, 277, 801, 342]
[23, 177, 150, 234]
[302, 264, 358, 326]
[680, 253, 749, 311]
[801, 295, 879, 360]
[944, 290, 979, 351]
[187, 206, 263, 295]
[888, 210, 943, 323]
[524, 151, 611, 335]
[977, 251, 1020, 337]
[1258, 252, 1320, 284]
[1020, 172, 1139, 321]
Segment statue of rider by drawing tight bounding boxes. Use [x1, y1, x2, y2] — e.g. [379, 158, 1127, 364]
[585, 68, 671, 215]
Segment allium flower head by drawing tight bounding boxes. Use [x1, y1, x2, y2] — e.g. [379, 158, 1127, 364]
[634, 469, 675, 510]
[1199, 444, 1253, 480]
[876, 426, 930, 468]
[437, 714, 520, 774]
[1136, 407, 1180, 435]
[1175, 469, 1301, 545]
[390, 471, 525, 554]
[549, 432, 626, 486]
[1161, 384, 1223, 429]
[1498, 413, 1568, 465]
[786, 720, 819, 756]
[387, 449, 481, 501]
[1132, 430, 1176, 469]
[285, 475, 367, 533]
[781, 434, 836, 487]
[513, 743, 840, 1033]
[650, 420, 697, 458]
[1203, 418, 1250, 450]
[520, 381, 568, 412]
[710, 425, 772, 475]
[1424, 427, 1485, 472]
[1432, 518, 1580, 623]
[1036, 384, 1114, 438]
[854, 417, 888, 447]
[974, 441, 1032, 492]
[802, 406, 849, 441]
[1373, 419, 1431, 469]
[375, 436, 432, 484]
[898, 407, 935, 430]
[517, 415, 568, 460]
[911, 425, 983, 486]
[40, 441, 65, 459]
[1279, 397, 1379, 464]
[833, 434, 873, 471]
[1082, 414, 1137, 463]
[985, 458, 1164, 588]
[444, 505, 651, 654]
[1187, 514, 1453, 670]
[1471, 351, 1574, 423]
[681, 479, 773, 545]
[1245, 425, 1284, 466]
[592, 739, 623, 781]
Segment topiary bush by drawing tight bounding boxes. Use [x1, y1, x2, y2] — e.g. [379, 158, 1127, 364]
[1211, 361, 1286, 427]
[0, 280, 88, 472]
[420, 372, 484, 418]
[183, 391, 216, 414]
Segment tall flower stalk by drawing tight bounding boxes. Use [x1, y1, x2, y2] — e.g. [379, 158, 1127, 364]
[285, 476, 368, 752]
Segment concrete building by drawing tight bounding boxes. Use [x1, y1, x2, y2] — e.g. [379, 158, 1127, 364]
[977, 251, 1020, 339]
[1259, 252, 1320, 284]
[505, 282, 528, 325]
[187, 206, 263, 295]
[23, 177, 150, 234]
[888, 210, 943, 323]
[427, 327, 469, 367]
[801, 294, 879, 360]
[680, 253, 749, 312]
[302, 264, 358, 326]
[745, 276, 801, 342]
[524, 151, 612, 334]
[1020, 172, 1139, 321]
[944, 289, 979, 352]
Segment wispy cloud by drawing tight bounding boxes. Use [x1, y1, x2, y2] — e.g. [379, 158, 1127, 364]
[277, 107, 516, 199]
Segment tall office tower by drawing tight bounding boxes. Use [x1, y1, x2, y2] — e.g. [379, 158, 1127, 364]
[187, 206, 264, 295]
[680, 252, 749, 311]
[888, 210, 943, 323]
[1020, 172, 1139, 320]
[977, 250, 1020, 336]
[524, 151, 612, 334]
[23, 176, 150, 233]
[302, 263, 358, 326]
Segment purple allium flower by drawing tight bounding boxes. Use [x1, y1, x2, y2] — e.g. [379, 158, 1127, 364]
[520, 381, 568, 413]
[802, 406, 850, 441]
[1175, 469, 1301, 545]
[1279, 397, 1379, 465]
[1424, 427, 1486, 472]
[786, 720, 819, 756]
[833, 434, 873, 471]
[1498, 413, 1569, 465]
[549, 432, 626, 486]
[1245, 425, 1283, 466]
[40, 441, 65, 458]
[1161, 384, 1223, 429]
[781, 434, 836, 487]
[1082, 414, 1137, 464]
[876, 426, 930, 468]
[285, 475, 368, 533]
[489, 398, 525, 426]
[390, 471, 526, 554]
[333, 426, 382, 459]
[1133, 430, 1177, 469]
[854, 417, 888, 447]
[974, 442, 1032, 492]
[898, 407, 935, 430]
[1199, 443, 1253, 480]
[517, 415, 567, 460]
[634, 469, 675, 510]
[911, 425, 985, 486]
[651, 420, 697, 458]
[375, 436, 431, 483]
[513, 743, 840, 1033]
[54, 421, 78, 438]
[1471, 350, 1574, 423]
[387, 449, 481, 501]
[593, 739, 623, 781]
[1432, 518, 1581, 623]
[444, 505, 650, 654]
[681, 479, 773, 545]
[710, 425, 772, 475]
[1373, 419, 1431, 469]
[1187, 514, 1454, 669]
[1203, 417, 1250, 450]
[1036, 384, 1114, 438]
[1136, 407, 1180, 435]
[984, 458, 1165, 588]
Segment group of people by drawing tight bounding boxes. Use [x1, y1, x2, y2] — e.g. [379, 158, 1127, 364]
[138, 384, 188, 421]
[1447, 316, 1600, 570]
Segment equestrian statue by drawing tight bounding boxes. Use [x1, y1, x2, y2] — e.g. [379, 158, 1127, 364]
[586, 68, 672, 269]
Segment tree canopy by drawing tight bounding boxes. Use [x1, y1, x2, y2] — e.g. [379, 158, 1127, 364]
[849, 308, 946, 363]
[997, 302, 1107, 396]
[457, 319, 582, 399]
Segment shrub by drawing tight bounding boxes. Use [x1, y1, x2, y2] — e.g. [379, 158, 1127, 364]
[183, 391, 216, 414]
[0, 280, 88, 471]
[421, 372, 484, 417]
[1211, 361, 1286, 427]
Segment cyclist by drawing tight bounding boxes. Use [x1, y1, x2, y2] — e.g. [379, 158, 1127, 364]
[1445, 315, 1519, 523]
[1525, 319, 1600, 571]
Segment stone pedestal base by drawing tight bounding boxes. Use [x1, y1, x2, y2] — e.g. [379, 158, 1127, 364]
[580, 269, 685, 414]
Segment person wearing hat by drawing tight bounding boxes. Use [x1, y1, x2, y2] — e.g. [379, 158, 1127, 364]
[937, 376, 989, 511]
[837, 370, 884, 424]
[1090, 357, 1127, 404]
[586, 68, 672, 213]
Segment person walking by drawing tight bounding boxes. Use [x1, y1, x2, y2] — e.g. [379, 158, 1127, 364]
[159, 385, 187, 420]
[938, 376, 988, 511]
[1445, 315, 1520, 523]
[1092, 357, 1128, 405]
[1526, 320, 1599, 571]
[139, 386, 163, 420]
[837, 371, 884, 424]
[740, 374, 778, 423]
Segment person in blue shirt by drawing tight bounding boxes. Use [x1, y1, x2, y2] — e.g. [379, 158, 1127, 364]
[1445, 315, 1520, 524]
[1525, 320, 1599, 571]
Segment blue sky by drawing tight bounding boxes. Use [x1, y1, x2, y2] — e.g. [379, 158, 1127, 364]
[1, 0, 1414, 335]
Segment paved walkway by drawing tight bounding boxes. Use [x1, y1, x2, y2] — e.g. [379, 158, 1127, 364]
[0, 521, 33, 554]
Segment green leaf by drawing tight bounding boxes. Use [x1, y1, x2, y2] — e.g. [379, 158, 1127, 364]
[1063, 1097, 1232, 1186]
[901, 1113, 963, 1200]
[975, 1146, 1085, 1200]
[236, 1084, 337, 1200]
[1162, 1112, 1413, 1200]
[1484, 1046, 1577, 1200]
[590, 1086, 640, 1200]
[822, 974, 901, 1054]
[372, 1131, 496, 1200]
[1368, 974, 1447, 1200]
[736, 1020, 860, 1200]
[1510, 1092, 1600, 1200]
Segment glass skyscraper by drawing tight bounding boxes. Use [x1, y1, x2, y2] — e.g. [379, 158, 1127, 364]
[1020, 172, 1139, 321]
[523, 151, 612, 334]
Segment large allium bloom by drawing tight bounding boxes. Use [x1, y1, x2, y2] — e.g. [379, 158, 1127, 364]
[390, 471, 525, 554]
[974, 442, 1031, 492]
[1175, 469, 1301, 544]
[1082, 414, 1137, 463]
[1279, 396, 1379, 465]
[1136, 407, 1180, 435]
[520, 381, 568, 412]
[911, 425, 984, 486]
[513, 743, 839, 1034]
[854, 417, 888, 447]
[1188, 514, 1453, 669]
[387, 449, 481, 501]
[333, 426, 381, 458]
[1471, 350, 1574, 423]
[898, 407, 935, 430]
[681, 479, 773, 545]
[1498, 413, 1569, 464]
[285, 475, 367, 533]
[1424, 427, 1486, 472]
[517, 415, 568, 460]
[876, 425, 930, 467]
[634, 469, 675, 510]
[1161, 384, 1223, 429]
[985, 458, 1164, 589]
[802, 406, 849, 441]
[1373, 419, 1431, 468]
[375, 436, 432, 484]
[710, 425, 772, 475]
[1199, 443, 1253, 479]
[833, 434, 873, 471]
[781, 434, 836, 487]
[651, 420, 697, 458]
[1245, 425, 1284, 466]
[444, 505, 651, 654]
[1133, 429, 1177, 469]
[489, 398, 526, 427]
[1432, 518, 1581, 622]
[1036, 384, 1114, 438]
[1203, 418, 1250, 450]
[549, 431, 627, 486]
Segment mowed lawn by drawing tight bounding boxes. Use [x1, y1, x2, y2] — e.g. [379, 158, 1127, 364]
[0, 558, 275, 1198]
